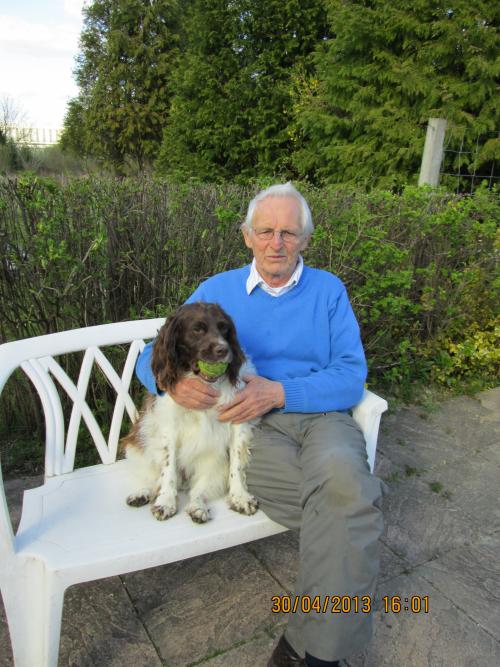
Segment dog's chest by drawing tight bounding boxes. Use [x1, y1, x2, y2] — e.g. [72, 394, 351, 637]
[151, 392, 235, 455]
[179, 409, 232, 448]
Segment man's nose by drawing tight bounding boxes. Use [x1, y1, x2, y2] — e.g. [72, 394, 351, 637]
[270, 231, 285, 248]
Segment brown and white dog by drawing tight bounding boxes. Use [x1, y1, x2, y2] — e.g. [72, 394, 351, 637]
[122, 302, 259, 523]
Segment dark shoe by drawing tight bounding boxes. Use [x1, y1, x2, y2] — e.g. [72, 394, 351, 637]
[268, 635, 306, 667]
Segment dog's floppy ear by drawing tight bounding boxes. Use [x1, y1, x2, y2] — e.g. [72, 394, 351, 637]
[151, 311, 185, 392]
[224, 312, 246, 386]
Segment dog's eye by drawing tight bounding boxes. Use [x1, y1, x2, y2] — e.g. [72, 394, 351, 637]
[217, 321, 229, 334]
[192, 322, 207, 334]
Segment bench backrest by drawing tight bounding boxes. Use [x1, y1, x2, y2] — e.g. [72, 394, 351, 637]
[0, 319, 165, 477]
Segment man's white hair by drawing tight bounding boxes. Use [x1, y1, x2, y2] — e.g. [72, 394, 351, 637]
[242, 182, 314, 236]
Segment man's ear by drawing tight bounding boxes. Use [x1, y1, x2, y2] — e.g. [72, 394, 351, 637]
[300, 234, 311, 252]
[242, 228, 253, 249]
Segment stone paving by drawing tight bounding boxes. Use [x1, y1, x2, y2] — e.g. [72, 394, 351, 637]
[1, 388, 499, 666]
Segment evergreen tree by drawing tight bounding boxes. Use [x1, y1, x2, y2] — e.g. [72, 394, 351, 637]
[156, 0, 328, 180]
[60, 98, 89, 157]
[62, 0, 182, 170]
[292, 0, 499, 186]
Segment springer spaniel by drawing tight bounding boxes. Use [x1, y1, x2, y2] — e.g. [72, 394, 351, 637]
[122, 302, 259, 523]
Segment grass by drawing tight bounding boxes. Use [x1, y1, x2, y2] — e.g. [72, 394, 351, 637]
[428, 481, 453, 500]
[0, 428, 102, 479]
[429, 481, 443, 494]
[0, 431, 45, 478]
[404, 465, 422, 477]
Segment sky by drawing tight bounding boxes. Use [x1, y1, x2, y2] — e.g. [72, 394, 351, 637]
[0, 0, 86, 130]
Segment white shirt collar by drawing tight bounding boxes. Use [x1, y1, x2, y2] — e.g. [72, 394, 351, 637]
[246, 256, 304, 297]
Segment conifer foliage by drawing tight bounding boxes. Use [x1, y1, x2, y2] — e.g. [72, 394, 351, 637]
[292, 0, 499, 186]
[62, 0, 498, 183]
[155, 0, 328, 180]
[62, 0, 182, 170]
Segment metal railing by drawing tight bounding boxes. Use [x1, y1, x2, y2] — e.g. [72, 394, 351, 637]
[6, 126, 62, 146]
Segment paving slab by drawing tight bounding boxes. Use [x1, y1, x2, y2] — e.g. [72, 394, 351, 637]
[122, 546, 286, 666]
[378, 407, 458, 472]
[418, 449, 500, 533]
[0, 576, 162, 667]
[414, 533, 500, 641]
[59, 578, 163, 667]
[373, 451, 402, 482]
[379, 395, 498, 474]
[244, 530, 300, 592]
[0, 598, 14, 667]
[476, 386, 500, 416]
[2, 474, 43, 532]
[195, 631, 276, 667]
[433, 395, 499, 447]
[381, 475, 480, 566]
[347, 572, 500, 667]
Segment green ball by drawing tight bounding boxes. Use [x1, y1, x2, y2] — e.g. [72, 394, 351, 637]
[197, 360, 228, 377]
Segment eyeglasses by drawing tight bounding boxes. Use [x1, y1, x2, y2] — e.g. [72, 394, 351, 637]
[252, 228, 302, 243]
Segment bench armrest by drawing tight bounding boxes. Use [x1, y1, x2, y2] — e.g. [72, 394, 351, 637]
[352, 389, 388, 472]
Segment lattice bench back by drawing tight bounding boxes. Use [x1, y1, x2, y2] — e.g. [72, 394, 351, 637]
[0, 318, 165, 478]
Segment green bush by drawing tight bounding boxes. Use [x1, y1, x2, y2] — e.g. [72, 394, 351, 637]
[305, 184, 499, 391]
[0, 175, 498, 441]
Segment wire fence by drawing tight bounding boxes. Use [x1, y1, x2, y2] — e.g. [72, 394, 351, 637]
[439, 126, 499, 194]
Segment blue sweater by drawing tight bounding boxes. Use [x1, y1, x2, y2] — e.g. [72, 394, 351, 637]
[136, 265, 367, 413]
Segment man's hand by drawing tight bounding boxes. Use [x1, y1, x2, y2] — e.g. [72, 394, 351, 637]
[217, 375, 285, 424]
[165, 377, 219, 410]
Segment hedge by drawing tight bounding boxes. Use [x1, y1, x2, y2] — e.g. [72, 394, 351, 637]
[0, 174, 498, 436]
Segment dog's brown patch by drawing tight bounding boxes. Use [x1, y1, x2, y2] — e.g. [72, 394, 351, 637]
[120, 394, 156, 453]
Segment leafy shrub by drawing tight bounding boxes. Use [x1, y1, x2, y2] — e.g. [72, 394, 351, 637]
[430, 321, 499, 388]
[0, 175, 497, 439]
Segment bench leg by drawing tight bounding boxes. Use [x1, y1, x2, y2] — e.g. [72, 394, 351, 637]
[2, 561, 65, 667]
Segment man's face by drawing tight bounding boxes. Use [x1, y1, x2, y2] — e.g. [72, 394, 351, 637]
[242, 196, 310, 287]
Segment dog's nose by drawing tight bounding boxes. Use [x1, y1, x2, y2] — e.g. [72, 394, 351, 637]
[200, 341, 229, 360]
[213, 343, 229, 359]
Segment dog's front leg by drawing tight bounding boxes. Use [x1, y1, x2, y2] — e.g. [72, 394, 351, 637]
[151, 432, 178, 521]
[228, 423, 259, 515]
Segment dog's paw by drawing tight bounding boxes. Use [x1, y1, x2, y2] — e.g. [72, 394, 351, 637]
[126, 491, 151, 507]
[151, 502, 177, 521]
[186, 501, 211, 524]
[228, 492, 259, 516]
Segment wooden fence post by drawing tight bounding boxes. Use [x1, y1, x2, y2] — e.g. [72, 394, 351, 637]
[418, 118, 447, 186]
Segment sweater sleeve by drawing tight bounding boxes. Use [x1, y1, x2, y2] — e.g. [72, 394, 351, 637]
[280, 286, 367, 413]
[135, 340, 159, 394]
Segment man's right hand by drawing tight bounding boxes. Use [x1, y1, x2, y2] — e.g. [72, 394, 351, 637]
[163, 377, 220, 410]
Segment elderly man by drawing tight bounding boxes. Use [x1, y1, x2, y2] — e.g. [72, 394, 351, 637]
[136, 183, 384, 667]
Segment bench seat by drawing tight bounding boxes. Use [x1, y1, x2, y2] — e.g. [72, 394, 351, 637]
[16, 459, 288, 581]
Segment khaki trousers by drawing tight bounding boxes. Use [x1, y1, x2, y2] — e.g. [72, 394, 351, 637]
[246, 411, 384, 662]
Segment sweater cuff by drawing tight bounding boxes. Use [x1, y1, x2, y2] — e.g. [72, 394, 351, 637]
[281, 379, 306, 413]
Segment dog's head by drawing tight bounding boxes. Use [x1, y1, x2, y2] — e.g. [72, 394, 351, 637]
[151, 302, 245, 391]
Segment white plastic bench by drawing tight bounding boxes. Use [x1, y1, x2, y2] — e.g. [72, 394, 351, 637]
[0, 319, 388, 666]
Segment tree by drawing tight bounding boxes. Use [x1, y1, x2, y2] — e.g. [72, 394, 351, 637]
[0, 96, 30, 143]
[63, 0, 182, 170]
[0, 96, 32, 172]
[292, 0, 500, 187]
[156, 0, 328, 180]
[60, 98, 89, 156]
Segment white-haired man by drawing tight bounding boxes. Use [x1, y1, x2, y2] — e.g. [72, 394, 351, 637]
[136, 183, 384, 667]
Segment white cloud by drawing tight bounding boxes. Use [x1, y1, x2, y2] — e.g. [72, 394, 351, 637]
[63, 0, 87, 20]
[0, 15, 80, 56]
[0, 7, 84, 129]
